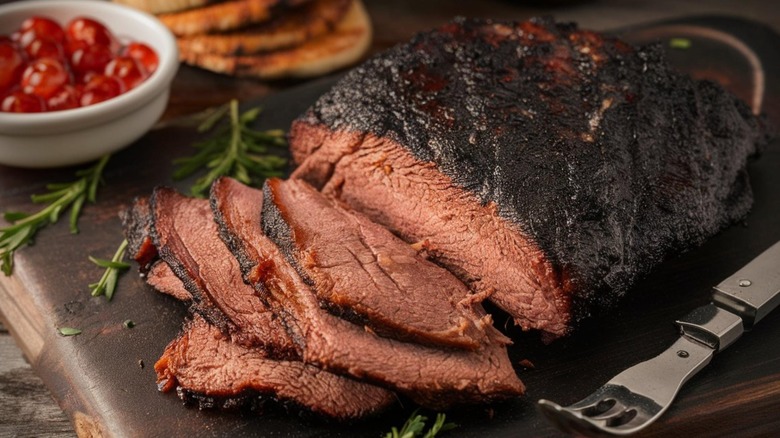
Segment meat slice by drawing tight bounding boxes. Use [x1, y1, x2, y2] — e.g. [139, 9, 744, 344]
[149, 187, 293, 356]
[131, 191, 396, 420]
[289, 17, 770, 338]
[146, 261, 192, 302]
[120, 197, 158, 271]
[155, 315, 395, 420]
[261, 177, 494, 350]
[211, 177, 524, 409]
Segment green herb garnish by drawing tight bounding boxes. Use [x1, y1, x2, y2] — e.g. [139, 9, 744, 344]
[89, 239, 130, 300]
[384, 411, 456, 438]
[669, 38, 692, 49]
[57, 327, 82, 336]
[173, 99, 288, 197]
[0, 155, 110, 276]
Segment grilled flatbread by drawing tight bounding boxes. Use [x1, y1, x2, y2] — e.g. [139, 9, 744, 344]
[112, 0, 214, 15]
[179, 0, 371, 79]
[177, 0, 352, 56]
[160, 0, 310, 36]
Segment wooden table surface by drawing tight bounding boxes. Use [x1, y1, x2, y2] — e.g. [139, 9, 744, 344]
[1, 1, 779, 437]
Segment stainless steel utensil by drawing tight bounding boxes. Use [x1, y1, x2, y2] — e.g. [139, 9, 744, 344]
[538, 240, 780, 436]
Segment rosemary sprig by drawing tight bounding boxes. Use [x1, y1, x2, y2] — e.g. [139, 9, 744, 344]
[173, 99, 288, 197]
[384, 411, 457, 438]
[0, 155, 110, 276]
[89, 239, 130, 300]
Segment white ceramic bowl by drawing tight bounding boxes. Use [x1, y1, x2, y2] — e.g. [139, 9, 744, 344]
[0, 0, 178, 168]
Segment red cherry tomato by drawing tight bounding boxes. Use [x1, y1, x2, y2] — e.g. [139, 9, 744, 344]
[104, 56, 148, 90]
[66, 17, 116, 50]
[124, 42, 158, 74]
[2, 15, 157, 112]
[80, 74, 123, 106]
[19, 16, 66, 44]
[20, 35, 65, 61]
[69, 43, 113, 77]
[46, 84, 81, 111]
[1, 90, 46, 113]
[21, 58, 69, 99]
[0, 40, 25, 94]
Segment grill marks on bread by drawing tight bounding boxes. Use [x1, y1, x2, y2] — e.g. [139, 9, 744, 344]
[177, 0, 371, 79]
[176, 0, 351, 56]
[159, 0, 310, 36]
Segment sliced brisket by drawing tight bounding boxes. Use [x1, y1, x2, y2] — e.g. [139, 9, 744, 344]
[149, 187, 293, 356]
[120, 197, 158, 271]
[261, 177, 495, 350]
[211, 177, 524, 409]
[146, 261, 192, 302]
[155, 315, 395, 420]
[289, 17, 770, 337]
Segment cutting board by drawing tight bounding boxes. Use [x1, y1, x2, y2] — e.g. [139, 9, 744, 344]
[1, 16, 779, 437]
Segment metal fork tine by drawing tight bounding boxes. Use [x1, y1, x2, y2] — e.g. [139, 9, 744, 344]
[588, 402, 629, 421]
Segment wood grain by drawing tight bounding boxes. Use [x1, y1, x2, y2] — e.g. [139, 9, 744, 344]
[0, 323, 74, 438]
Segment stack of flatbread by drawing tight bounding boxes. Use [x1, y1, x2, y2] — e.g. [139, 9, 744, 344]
[113, 0, 372, 79]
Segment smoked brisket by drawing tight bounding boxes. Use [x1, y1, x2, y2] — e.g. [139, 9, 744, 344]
[261, 177, 496, 350]
[150, 188, 294, 355]
[131, 190, 396, 420]
[155, 315, 395, 420]
[210, 177, 524, 409]
[289, 17, 770, 337]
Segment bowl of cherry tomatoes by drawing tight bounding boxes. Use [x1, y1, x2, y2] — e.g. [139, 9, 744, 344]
[0, 0, 178, 168]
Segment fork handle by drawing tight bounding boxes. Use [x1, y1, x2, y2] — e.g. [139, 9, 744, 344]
[713, 240, 780, 329]
[676, 240, 780, 352]
[608, 335, 713, 409]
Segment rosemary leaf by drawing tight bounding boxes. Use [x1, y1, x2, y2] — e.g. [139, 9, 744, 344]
[197, 103, 229, 133]
[89, 239, 130, 300]
[3, 212, 29, 222]
[173, 99, 288, 197]
[384, 411, 456, 438]
[58, 327, 82, 336]
[0, 155, 110, 276]
[422, 414, 457, 438]
[669, 37, 692, 49]
[69, 194, 86, 234]
[88, 256, 131, 269]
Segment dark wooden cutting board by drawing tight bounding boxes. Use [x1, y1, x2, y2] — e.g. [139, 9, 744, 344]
[1, 16, 779, 437]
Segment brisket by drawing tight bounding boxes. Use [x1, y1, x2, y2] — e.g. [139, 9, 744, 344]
[261, 177, 495, 350]
[120, 197, 158, 271]
[289, 17, 770, 338]
[211, 177, 524, 409]
[129, 190, 396, 420]
[149, 187, 294, 356]
[155, 315, 395, 420]
[146, 261, 192, 302]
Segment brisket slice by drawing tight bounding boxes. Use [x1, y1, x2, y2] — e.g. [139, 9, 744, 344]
[155, 315, 395, 420]
[137, 193, 396, 420]
[146, 261, 192, 302]
[120, 197, 158, 271]
[149, 187, 293, 356]
[211, 177, 524, 409]
[289, 17, 770, 338]
[261, 177, 497, 350]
